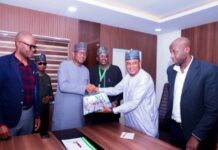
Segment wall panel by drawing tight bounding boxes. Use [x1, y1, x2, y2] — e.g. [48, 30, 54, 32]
[0, 3, 157, 84]
[79, 20, 100, 69]
[100, 25, 157, 81]
[182, 22, 218, 65]
[0, 3, 78, 51]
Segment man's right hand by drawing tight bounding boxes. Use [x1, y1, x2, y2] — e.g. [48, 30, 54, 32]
[0, 125, 10, 140]
[100, 106, 112, 113]
[85, 84, 98, 93]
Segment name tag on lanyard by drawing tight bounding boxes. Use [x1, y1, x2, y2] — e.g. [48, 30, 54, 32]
[98, 65, 108, 87]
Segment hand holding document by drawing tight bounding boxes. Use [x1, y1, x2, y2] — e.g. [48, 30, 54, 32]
[83, 92, 112, 115]
[120, 132, 135, 140]
[85, 84, 97, 93]
[100, 106, 112, 113]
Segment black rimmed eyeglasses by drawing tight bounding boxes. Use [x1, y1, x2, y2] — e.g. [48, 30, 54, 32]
[37, 62, 47, 66]
[19, 41, 37, 51]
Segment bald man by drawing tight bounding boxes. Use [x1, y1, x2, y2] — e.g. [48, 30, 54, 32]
[0, 31, 40, 140]
[165, 37, 218, 150]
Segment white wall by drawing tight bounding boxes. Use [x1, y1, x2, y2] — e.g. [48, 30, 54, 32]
[156, 31, 181, 107]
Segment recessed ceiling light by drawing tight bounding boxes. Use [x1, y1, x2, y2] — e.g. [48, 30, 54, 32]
[68, 6, 77, 12]
[155, 28, 162, 32]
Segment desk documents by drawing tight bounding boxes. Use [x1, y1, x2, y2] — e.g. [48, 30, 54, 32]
[0, 123, 180, 150]
[120, 132, 135, 140]
[62, 137, 96, 150]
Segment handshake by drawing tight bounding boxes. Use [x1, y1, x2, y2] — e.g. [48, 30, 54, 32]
[85, 84, 98, 93]
[85, 84, 113, 113]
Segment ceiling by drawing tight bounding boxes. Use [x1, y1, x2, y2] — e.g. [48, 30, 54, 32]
[1, 0, 218, 35]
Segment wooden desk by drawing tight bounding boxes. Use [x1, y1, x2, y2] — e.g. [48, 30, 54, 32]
[79, 123, 180, 150]
[0, 123, 180, 150]
[0, 132, 65, 150]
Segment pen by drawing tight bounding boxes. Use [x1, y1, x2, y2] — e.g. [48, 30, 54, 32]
[74, 141, 82, 148]
[122, 132, 127, 138]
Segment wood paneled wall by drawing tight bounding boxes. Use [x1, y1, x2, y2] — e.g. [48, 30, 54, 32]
[0, 3, 79, 51]
[79, 20, 100, 69]
[182, 22, 218, 65]
[78, 21, 157, 81]
[0, 3, 157, 82]
[100, 25, 157, 81]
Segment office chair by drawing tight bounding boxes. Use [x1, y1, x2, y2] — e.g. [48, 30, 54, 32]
[159, 83, 169, 128]
[158, 83, 170, 143]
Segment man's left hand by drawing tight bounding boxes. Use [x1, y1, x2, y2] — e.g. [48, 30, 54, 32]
[186, 135, 200, 150]
[34, 117, 41, 131]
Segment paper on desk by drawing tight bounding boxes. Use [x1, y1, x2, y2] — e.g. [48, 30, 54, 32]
[120, 132, 135, 140]
[62, 137, 96, 150]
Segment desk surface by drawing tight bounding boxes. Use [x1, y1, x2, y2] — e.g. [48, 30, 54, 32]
[79, 123, 180, 150]
[0, 132, 65, 150]
[0, 123, 180, 150]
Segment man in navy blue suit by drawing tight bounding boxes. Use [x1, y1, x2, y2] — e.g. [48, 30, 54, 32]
[166, 37, 218, 150]
[0, 31, 40, 140]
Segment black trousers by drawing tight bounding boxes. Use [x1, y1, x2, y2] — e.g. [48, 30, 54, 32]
[39, 104, 49, 132]
[170, 120, 217, 150]
[85, 113, 120, 125]
[170, 120, 186, 149]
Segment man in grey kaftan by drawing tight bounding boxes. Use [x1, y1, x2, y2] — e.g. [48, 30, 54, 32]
[52, 42, 93, 131]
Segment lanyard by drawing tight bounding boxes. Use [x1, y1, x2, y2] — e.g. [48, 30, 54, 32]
[98, 65, 108, 86]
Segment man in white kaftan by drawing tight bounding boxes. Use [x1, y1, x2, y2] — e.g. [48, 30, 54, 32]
[52, 42, 94, 131]
[99, 49, 158, 137]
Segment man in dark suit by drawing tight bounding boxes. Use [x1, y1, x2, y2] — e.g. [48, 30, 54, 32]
[166, 37, 218, 150]
[0, 31, 40, 140]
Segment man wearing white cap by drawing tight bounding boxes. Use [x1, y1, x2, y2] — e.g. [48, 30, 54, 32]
[95, 49, 159, 137]
[52, 42, 94, 131]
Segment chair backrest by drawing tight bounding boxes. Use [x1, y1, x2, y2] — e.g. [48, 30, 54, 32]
[159, 83, 169, 127]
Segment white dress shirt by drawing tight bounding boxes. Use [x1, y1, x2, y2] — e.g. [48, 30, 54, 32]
[172, 56, 193, 123]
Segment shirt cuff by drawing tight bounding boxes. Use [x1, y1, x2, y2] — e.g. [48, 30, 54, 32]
[192, 133, 202, 141]
[98, 88, 102, 92]
[112, 107, 119, 114]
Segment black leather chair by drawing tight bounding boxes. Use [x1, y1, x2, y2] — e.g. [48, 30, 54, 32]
[216, 121, 218, 149]
[158, 83, 171, 143]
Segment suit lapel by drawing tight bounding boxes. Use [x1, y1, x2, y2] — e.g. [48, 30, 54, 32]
[11, 54, 23, 86]
[168, 66, 177, 112]
[182, 58, 199, 95]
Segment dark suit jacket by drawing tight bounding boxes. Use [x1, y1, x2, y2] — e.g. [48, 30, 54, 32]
[0, 53, 40, 128]
[166, 57, 218, 141]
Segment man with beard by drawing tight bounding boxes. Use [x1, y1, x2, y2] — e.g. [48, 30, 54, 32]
[86, 47, 122, 124]
[165, 37, 218, 150]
